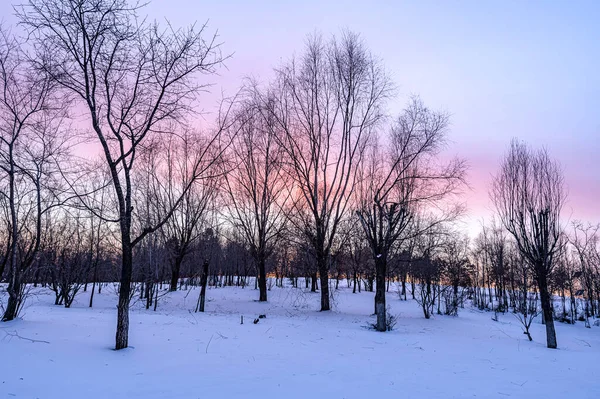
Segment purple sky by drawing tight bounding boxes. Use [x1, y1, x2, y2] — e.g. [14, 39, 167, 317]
[2, 0, 598, 235]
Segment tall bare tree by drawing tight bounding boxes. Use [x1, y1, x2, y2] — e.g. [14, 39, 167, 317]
[271, 31, 391, 310]
[17, 0, 227, 349]
[491, 139, 566, 348]
[223, 95, 289, 302]
[356, 97, 466, 331]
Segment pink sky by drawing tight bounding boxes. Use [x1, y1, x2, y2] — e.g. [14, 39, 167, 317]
[146, 0, 600, 236]
[1, 0, 598, 236]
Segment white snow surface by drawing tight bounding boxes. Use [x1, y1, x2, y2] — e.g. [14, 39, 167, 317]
[1, 283, 598, 399]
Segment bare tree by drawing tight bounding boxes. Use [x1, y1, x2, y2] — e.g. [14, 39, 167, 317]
[511, 247, 539, 341]
[195, 225, 220, 312]
[491, 139, 566, 349]
[223, 95, 289, 302]
[153, 131, 220, 292]
[43, 210, 90, 308]
[441, 232, 473, 316]
[411, 226, 446, 319]
[356, 97, 466, 331]
[17, 0, 227, 349]
[270, 31, 391, 310]
[0, 25, 66, 321]
[476, 219, 511, 312]
[341, 215, 371, 294]
[570, 222, 600, 321]
[83, 165, 111, 308]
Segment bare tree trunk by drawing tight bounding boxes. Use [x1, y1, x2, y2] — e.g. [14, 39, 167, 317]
[374, 257, 387, 331]
[153, 282, 159, 311]
[258, 257, 267, 302]
[170, 256, 183, 292]
[145, 281, 152, 310]
[115, 240, 133, 350]
[3, 279, 20, 321]
[89, 259, 98, 308]
[89, 280, 96, 308]
[310, 273, 317, 292]
[317, 255, 330, 311]
[538, 274, 557, 349]
[3, 147, 20, 322]
[197, 260, 209, 312]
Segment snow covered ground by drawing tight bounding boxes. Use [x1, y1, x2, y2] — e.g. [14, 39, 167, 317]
[1, 283, 598, 399]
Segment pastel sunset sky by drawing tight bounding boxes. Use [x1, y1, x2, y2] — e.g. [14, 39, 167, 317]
[2, 0, 598, 235]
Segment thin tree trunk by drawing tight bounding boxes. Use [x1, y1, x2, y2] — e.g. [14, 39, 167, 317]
[197, 260, 209, 312]
[89, 259, 98, 308]
[3, 149, 20, 322]
[89, 280, 96, 308]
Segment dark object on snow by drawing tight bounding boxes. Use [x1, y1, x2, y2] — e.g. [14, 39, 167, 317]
[253, 318, 259, 324]
[241, 315, 244, 325]
[258, 314, 266, 319]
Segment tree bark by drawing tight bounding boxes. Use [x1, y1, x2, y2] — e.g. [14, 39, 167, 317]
[258, 257, 267, 302]
[310, 273, 317, 292]
[3, 279, 20, 321]
[374, 256, 387, 331]
[115, 239, 133, 350]
[197, 260, 209, 312]
[538, 273, 557, 349]
[170, 256, 183, 292]
[317, 255, 330, 310]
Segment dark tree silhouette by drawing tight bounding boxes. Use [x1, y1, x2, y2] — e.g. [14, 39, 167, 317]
[491, 139, 566, 349]
[271, 31, 391, 310]
[17, 0, 227, 349]
[356, 98, 466, 331]
[223, 95, 289, 302]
